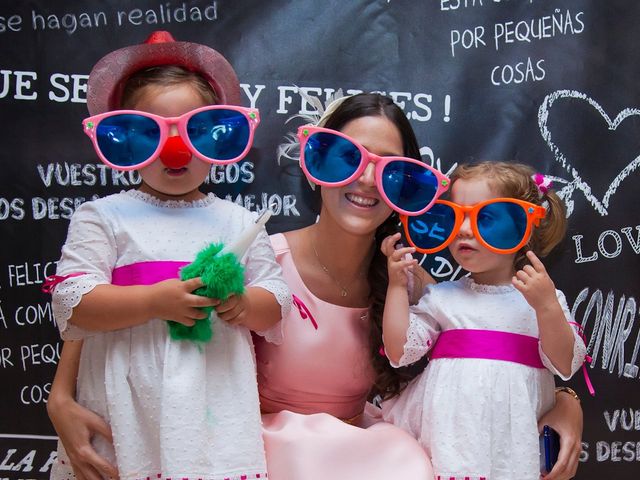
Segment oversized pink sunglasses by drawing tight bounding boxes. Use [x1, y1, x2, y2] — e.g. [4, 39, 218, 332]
[83, 105, 260, 171]
[297, 125, 449, 216]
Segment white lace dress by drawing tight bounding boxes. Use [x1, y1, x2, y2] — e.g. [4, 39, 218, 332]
[50, 190, 291, 480]
[382, 277, 586, 480]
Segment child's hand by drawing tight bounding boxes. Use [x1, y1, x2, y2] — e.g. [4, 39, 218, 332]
[150, 277, 218, 326]
[381, 232, 417, 288]
[214, 293, 249, 326]
[512, 251, 557, 312]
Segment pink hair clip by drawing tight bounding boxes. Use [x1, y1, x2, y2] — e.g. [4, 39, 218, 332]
[533, 173, 552, 195]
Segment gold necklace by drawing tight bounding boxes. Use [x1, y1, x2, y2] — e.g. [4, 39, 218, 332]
[312, 241, 351, 297]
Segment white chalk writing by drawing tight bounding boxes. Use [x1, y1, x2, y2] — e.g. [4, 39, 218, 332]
[573, 226, 640, 263]
[224, 192, 299, 217]
[539, 90, 640, 216]
[7, 263, 57, 288]
[572, 288, 640, 379]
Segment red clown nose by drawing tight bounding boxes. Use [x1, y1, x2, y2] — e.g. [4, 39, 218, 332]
[160, 136, 192, 169]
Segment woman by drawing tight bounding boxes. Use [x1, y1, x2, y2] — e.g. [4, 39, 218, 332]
[47, 61, 584, 479]
[255, 93, 583, 480]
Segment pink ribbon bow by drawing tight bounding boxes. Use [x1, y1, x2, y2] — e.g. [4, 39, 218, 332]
[41, 272, 86, 293]
[568, 321, 595, 396]
[292, 294, 318, 330]
[533, 173, 553, 195]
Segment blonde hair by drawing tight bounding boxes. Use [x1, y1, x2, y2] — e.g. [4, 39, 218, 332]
[451, 161, 567, 262]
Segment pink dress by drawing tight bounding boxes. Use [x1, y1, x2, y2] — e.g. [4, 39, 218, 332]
[254, 233, 433, 479]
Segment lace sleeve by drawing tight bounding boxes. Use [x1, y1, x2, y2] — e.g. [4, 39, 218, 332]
[241, 226, 291, 344]
[539, 289, 587, 380]
[51, 202, 116, 340]
[389, 287, 441, 368]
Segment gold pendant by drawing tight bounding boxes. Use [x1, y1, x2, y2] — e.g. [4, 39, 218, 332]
[341, 289, 348, 297]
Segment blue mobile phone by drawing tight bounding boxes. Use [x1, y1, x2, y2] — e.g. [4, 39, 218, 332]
[539, 425, 560, 475]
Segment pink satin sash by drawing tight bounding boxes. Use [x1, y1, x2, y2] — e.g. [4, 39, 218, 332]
[430, 329, 545, 369]
[111, 261, 189, 286]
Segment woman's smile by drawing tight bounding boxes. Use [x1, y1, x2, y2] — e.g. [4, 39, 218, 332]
[345, 191, 380, 208]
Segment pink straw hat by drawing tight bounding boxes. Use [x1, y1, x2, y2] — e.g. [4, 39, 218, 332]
[86, 30, 241, 115]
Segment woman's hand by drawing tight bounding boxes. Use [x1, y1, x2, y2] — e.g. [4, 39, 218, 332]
[538, 390, 583, 479]
[48, 340, 118, 480]
[47, 395, 118, 480]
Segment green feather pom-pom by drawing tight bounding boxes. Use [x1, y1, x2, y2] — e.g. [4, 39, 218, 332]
[167, 243, 245, 343]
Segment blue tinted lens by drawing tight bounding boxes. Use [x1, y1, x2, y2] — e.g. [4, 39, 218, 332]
[406, 203, 455, 251]
[304, 132, 361, 183]
[96, 114, 159, 167]
[381, 161, 439, 213]
[187, 109, 250, 161]
[477, 202, 527, 250]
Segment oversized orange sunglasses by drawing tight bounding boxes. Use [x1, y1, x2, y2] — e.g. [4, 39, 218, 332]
[400, 198, 546, 254]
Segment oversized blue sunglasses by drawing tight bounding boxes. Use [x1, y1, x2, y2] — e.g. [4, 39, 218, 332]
[401, 198, 546, 254]
[83, 105, 260, 170]
[297, 126, 450, 216]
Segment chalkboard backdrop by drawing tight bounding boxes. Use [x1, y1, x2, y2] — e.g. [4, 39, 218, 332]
[1, 1, 638, 479]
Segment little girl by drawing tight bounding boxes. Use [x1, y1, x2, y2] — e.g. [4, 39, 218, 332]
[380, 161, 587, 480]
[48, 32, 289, 480]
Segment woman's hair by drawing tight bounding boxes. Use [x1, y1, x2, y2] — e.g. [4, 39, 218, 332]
[120, 65, 218, 108]
[320, 93, 426, 400]
[320, 93, 422, 160]
[451, 161, 567, 264]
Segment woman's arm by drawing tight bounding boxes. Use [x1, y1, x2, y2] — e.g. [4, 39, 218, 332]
[537, 388, 584, 479]
[47, 341, 119, 480]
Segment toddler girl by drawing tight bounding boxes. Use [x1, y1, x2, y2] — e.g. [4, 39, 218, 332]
[48, 32, 289, 480]
[381, 161, 586, 480]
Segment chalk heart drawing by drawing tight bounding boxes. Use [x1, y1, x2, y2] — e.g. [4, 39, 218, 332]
[538, 90, 640, 216]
